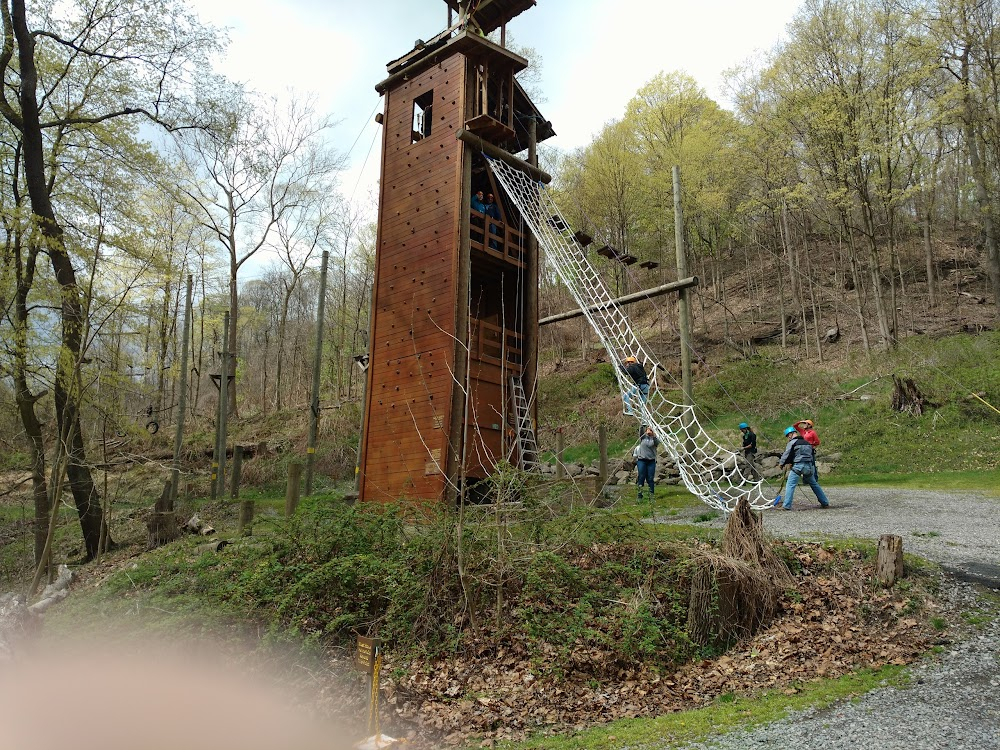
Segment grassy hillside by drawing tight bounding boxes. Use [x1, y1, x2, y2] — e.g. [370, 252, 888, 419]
[537, 330, 1000, 487]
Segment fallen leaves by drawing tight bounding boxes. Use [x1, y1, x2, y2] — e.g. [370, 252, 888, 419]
[375, 541, 936, 748]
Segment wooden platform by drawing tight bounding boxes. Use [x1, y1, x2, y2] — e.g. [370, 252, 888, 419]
[465, 114, 516, 144]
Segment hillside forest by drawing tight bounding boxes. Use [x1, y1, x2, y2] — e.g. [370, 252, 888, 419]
[2, 0, 1000, 577]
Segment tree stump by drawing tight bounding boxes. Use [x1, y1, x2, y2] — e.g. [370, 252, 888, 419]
[686, 555, 780, 649]
[877, 534, 904, 586]
[146, 480, 178, 549]
[891, 375, 926, 416]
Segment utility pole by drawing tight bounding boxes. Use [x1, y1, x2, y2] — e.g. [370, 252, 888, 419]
[168, 274, 193, 510]
[212, 311, 231, 500]
[672, 166, 693, 408]
[305, 250, 329, 496]
[673, 166, 695, 453]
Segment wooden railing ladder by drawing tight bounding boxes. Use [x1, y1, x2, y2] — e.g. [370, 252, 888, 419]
[509, 376, 539, 472]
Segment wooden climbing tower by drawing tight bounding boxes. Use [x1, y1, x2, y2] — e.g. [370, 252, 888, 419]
[358, 0, 554, 504]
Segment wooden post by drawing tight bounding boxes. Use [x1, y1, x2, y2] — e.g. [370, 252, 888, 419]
[524, 116, 540, 446]
[673, 166, 695, 453]
[555, 428, 564, 480]
[877, 534, 904, 586]
[168, 274, 193, 511]
[233, 446, 253, 536]
[212, 312, 231, 500]
[598, 422, 608, 482]
[230, 446, 243, 497]
[305, 250, 329, 496]
[218, 311, 231, 495]
[285, 462, 303, 518]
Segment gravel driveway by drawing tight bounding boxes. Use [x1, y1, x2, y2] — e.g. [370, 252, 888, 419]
[660, 486, 1000, 750]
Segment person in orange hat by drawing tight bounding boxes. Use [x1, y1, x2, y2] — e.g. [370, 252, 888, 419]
[619, 355, 649, 416]
[795, 419, 820, 447]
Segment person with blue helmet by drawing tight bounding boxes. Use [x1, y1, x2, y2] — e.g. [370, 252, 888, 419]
[776, 426, 830, 510]
[738, 422, 757, 461]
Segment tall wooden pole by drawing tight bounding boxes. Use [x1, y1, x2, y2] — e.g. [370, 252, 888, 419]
[168, 274, 193, 510]
[353, 293, 376, 497]
[216, 311, 231, 499]
[673, 167, 695, 454]
[524, 116, 540, 436]
[672, 166, 693, 408]
[305, 250, 329, 496]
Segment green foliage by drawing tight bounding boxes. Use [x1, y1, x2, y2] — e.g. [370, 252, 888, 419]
[84, 497, 705, 674]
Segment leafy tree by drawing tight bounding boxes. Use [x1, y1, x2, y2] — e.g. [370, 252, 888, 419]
[0, 0, 218, 561]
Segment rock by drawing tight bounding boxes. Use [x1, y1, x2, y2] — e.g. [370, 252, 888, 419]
[763, 467, 784, 479]
[761, 456, 780, 469]
[815, 462, 833, 475]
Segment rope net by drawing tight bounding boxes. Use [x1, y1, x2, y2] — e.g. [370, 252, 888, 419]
[489, 156, 772, 512]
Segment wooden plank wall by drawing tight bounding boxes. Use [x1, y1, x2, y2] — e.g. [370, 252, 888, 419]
[360, 53, 466, 503]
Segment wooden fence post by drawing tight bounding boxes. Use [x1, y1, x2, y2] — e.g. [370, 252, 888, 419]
[555, 428, 565, 480]
[285, 462, 303, 518]
[233, 447, 254, 536]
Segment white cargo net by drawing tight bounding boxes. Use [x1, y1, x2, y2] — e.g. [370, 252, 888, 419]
[489, 156, 772, 512]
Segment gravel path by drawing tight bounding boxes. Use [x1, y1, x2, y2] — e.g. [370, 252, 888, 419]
[660, 486, 1000, 750]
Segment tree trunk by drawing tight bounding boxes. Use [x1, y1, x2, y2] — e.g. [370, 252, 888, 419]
[13, 295, 49, 565]
[228, 263, 239, 415]
[961, 49, 1000, 316]
[924, 201, 936, 308]
[845, 225, 871, 354]
[10, 0, 111, 560]
[276, 284, 292, 411]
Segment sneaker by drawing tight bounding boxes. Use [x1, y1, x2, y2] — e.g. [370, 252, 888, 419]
[637, 494, 644, 503]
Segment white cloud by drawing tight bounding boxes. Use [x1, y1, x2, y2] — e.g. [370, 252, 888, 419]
[187, 0, 803, 223]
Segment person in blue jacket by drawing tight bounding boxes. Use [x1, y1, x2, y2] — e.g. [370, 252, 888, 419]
[634, 426, 659, 502]
[777, 426, 830, 510]
[485, 192, 502, 249]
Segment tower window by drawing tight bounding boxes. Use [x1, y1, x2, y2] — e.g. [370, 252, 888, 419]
[412, 90, 434, 143]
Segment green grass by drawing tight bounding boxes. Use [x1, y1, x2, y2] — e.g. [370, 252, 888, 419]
[821, 468, 1000, 495]
[498, 665, 909, 749]
[535, 332, 1000, 496]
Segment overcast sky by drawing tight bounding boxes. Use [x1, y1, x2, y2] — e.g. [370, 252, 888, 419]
[187, 0, 804, 271]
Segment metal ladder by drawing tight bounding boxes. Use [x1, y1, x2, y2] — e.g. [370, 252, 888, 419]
[509, 376, 539, 472]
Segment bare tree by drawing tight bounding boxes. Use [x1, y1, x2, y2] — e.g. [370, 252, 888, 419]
[176, 85, 344, 414]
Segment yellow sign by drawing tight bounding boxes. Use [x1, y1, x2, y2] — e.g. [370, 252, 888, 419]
[355, 635, 381, 674]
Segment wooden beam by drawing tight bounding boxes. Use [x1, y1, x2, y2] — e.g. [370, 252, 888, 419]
[539, 277, 700, 326]
[457, 128, 551, 183]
